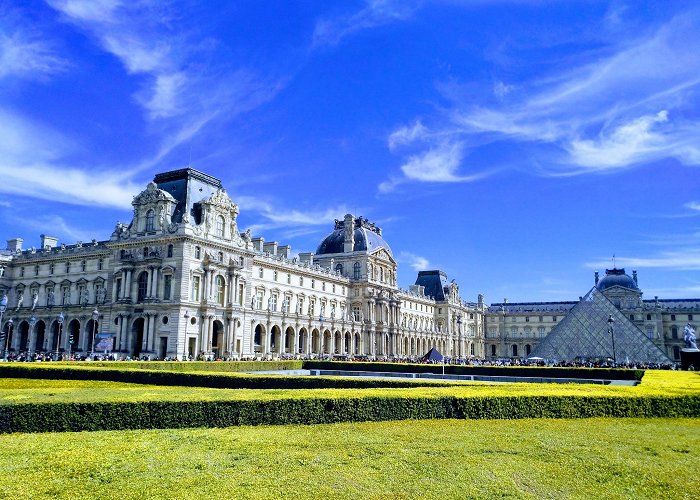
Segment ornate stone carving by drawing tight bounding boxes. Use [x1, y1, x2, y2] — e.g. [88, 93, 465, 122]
[132, 182, 176, 206]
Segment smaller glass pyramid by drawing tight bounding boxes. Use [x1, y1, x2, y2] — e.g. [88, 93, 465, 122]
[530, 287, 670, 363]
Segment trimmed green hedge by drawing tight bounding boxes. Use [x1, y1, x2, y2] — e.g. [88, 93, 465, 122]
[1, 394, 698, 433]
[0, 364, 449, 390]
[83, 360, 303, 372]
[302, 361, 645, 381]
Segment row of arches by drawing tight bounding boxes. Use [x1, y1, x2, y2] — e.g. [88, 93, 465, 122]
[2, 317, 100, 355]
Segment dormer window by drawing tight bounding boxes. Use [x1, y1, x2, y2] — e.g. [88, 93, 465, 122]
[216, 215, 225, 237]
[145, 209, 155, 231]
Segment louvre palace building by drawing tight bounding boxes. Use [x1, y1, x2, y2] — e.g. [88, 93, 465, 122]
[0, 168, 694, 362]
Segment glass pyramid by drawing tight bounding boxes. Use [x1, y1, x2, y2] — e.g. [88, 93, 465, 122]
[530, 287, 670, 363]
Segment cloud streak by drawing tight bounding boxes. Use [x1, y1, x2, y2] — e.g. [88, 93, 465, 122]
[382, 10, 700, 190]
[313, 0, 420, 48]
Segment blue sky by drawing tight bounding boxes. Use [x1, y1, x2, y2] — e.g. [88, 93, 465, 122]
[1, 0, 700, 303]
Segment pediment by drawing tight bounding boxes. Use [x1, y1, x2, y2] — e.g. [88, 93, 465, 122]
[371, 248, 395, 264]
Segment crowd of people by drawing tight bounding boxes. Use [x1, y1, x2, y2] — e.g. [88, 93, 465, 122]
[0, 349, 683, 370]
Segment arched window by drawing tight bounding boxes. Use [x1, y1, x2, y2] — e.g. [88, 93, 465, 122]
[216, 215, 225, 237]
[335, 263, 343, 275]
[137, 271, 149, 303]
[216, 276, 225, 306]
[353, 262, 361, 280]
[145, 209, 155, 231]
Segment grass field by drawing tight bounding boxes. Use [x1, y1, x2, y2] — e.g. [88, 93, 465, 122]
[0, 417, 697, 499]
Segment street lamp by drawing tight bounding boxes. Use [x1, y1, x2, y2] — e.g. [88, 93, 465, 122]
[56, 312, 64, 361]
[91, 308, 99, 358]
[29, 315, 37, 358]
[183, 311, 190, 360]
[4, 318, 13, 361]
[608, 314, 616, 366]
[0, 295, 7, 360]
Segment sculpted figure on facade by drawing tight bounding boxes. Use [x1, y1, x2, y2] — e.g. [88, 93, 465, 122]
[684, 323, 697, 350]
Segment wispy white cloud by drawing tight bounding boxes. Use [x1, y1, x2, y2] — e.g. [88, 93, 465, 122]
[586, 251, 700, 271]
[46, 0, 283, 172]
[10, 214, 101, 244]
[388, 120, 427, 151]
[313, 0, 420, 48]
[0, 27, 68, 80]
[397, 251, 431, 271]
[0, 109, 139, 208]
[236, 194, 353, 238]
[380, 140, 491, 192]
[685, 201, 700, 212]
[382, 11, 700, 190]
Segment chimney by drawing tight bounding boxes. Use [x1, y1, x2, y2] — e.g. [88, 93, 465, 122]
[632, 270, 638, 285]
[263, 241, 278, 256]
[343, 214, 355, 253]
[6, 238, 23, 252]
[251, 237, 264, 252]
[299, 252, 314, 265]
[594, 271, 599, 285]
[277, 245, 291, 259]
[41, 235, 58, 250]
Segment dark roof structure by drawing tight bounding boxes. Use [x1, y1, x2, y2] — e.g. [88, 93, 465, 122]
[529, 287, 670, 364]
[316, 216, 392, 256]
[414, 270, 450, 301]
[596, 268, 639, 292]
[154, 168, 223, 224]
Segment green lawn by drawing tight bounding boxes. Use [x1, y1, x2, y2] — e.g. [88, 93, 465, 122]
[0, 418, 697, 499]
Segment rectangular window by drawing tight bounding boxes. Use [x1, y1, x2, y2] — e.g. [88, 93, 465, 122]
[259, 267, 264, 279]
[538, 327, 545, 337]
[689, 314, 694, 321]
[287, 273, 291, 284]
[255, 291, 264, 310]
[645, 325, 654, 339]
[273, 271, 278, 281]
[552, 316, 557, 322]
[115, 278, 121, 299]
[35, 265, 39, 276]
[309, 300, 315, 316]
[81, 260, 87, 272]
[491, 345, 496, 356]
[98, 258, 104, 270]
[353, 306, 361, 321]
[62, 287, 70, 305]
[191, 276, 200, 302]
[311, 279, 315, 289]
[299, 277, 304, 286]
[270, 294, 278, 311]
[671, 314, 676, 321]
[20, 267, 24, 277]
[78, 285, 88, 305]
[238, 284, 244, 306]
[163, 275, 172, 300]
[298, 297, 305, 315]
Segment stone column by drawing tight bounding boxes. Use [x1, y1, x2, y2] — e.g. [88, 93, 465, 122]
[263, 320, 271, 355]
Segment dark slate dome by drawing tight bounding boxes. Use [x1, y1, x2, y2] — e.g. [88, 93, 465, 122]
[316, 217, 393, 256]
[596, 268, 638, 291]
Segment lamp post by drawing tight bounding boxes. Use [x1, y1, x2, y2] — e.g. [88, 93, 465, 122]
[183, 311, 189, 360]
[608, 314, 616, 366]
[29, 314, 37, 359]
[56, 312, 64, 361]
[3, 317, 13, 361]
[91, 308, 99, 359]
[0, 295, 7, 361]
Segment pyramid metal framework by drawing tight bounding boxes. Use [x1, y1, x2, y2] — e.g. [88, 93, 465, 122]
[530, 287, 670, 363]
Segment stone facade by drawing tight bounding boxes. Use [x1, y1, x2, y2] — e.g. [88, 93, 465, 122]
[0, 168, 693, 362]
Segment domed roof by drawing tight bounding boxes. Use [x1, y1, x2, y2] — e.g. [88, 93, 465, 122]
[316, 217, 393, 256]
[596, 268, 638, 291]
